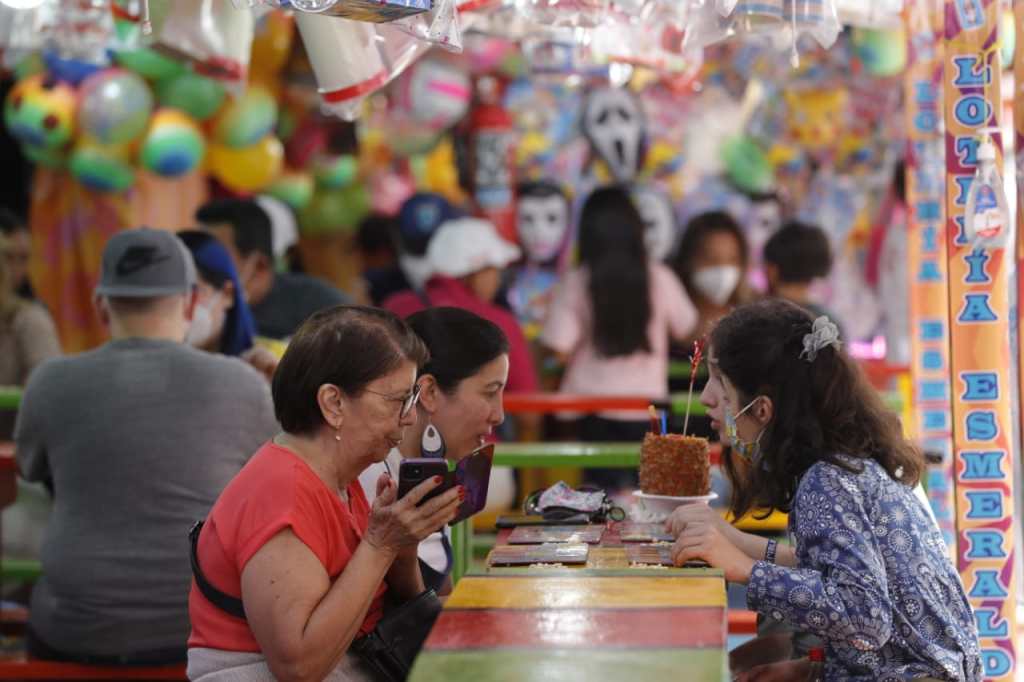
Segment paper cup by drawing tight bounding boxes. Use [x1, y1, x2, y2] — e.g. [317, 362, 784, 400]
[294, 13, 386, 116]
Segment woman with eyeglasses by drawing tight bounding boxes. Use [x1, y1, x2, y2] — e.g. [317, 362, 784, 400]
[188, 306, 462, 681]
[359, 307, 510, 594]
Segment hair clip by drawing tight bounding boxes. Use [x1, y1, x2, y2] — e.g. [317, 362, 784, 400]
[799, 316, 841, 362]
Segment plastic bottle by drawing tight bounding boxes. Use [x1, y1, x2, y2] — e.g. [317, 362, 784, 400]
[805, 647, 825, 681]
[964, 127, 1010, 250]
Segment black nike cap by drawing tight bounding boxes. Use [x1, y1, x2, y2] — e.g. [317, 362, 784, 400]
[96, 227, 197, 298]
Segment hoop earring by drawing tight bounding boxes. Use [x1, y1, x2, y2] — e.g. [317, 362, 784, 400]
[421, 422, 446, 459]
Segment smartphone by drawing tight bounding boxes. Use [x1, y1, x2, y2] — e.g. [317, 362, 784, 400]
[397, 459, 452, 505]
[397, 443, 495, 525]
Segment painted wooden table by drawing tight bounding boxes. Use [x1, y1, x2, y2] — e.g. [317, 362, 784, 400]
[413, 520, 728, 681]
[409, 570, 728, 681]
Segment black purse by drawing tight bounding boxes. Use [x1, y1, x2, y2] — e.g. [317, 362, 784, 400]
[189, 521, 441, 682]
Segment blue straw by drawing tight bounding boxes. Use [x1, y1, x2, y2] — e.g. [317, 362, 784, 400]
[660, 412, 668, 435]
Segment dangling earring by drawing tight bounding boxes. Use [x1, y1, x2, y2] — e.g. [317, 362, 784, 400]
[421, 422, 446, 459]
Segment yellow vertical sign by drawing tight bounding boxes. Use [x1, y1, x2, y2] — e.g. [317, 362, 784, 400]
[943, 0, 1018, 678]
[905, 0, 957, 557]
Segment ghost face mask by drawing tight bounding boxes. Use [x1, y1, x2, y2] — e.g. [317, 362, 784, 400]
[582, 87, 645, 183]
[632, 186, 678, 261]
[517, 194, 570, 264]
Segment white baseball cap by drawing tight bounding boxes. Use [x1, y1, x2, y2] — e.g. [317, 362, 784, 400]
[427, 217, 522, 278]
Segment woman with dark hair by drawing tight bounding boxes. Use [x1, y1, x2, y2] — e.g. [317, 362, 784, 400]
[188, 306, 462, 681]
[541, 186, 696, 487]
[671, 210, 751, 345]
[178, 230, 257, 357]
[360, 307, 510, 593]
[178, 230, 279, 382]
[666, 300, 981, 682]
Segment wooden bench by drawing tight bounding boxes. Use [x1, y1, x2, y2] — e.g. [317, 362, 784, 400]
[0, 656, 185, 681]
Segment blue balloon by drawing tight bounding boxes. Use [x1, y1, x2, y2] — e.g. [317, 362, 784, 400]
[43, 50, 103, 86]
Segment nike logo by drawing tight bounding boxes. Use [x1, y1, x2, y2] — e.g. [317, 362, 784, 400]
[115, 246, 169, 276]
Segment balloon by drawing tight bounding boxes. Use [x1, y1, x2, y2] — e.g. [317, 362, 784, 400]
[208, 136, 284, 193]
[156, 73, 226, 121]
[393, 55, 471, 131]
[113, 48, 187, 81]
[266, 171, 315, 211]
[140, 109, 206, 177]
[250, 10, 294, 84]
[211, 86, 279, 149]
[70, 141, 135, 193]
[13, 53, 45, 81]
[314, 154, 358, 190]
[299, 185, 370, 236]
[78, 69, 154, 145]
[722, 136, 774, 194]
[852, 27, 906, 78]
[42, 51, 103, 86]
[4, 75, 76, 150]
[23, 143, 67, 169]
[1000, 9, 1016, 68]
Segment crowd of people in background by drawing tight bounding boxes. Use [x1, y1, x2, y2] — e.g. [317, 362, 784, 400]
[0, 183, 858, 671]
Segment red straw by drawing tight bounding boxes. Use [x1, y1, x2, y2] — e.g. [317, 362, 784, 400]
[683, 339, 705, 435]
[648, 405, 659, 434]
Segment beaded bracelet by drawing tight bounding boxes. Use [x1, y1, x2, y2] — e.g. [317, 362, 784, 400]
[764, 538, 778, 564]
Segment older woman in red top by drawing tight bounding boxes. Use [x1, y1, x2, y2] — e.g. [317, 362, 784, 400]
[188, 306, 462, 681]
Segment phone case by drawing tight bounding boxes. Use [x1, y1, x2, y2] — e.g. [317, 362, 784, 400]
[397, 444, 495, 525]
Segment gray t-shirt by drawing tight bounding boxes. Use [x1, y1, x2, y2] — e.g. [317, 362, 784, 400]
[15, 338, 278, 658]
[251, 272, 349, 340]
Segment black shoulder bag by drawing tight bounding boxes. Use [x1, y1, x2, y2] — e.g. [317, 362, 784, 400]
[189, 521, 441, 682]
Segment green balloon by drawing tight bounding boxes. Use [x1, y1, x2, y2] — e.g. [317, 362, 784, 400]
[314, 155, 358, 190]
[14, 53, 45, 81]
[267, 173, 315, 211]
[300, 185, 370, 236]
[114, 48, 186, 82]
[722, 136, 774, 195]
[157, 73, 226, 121]
[22, 143, 66, 169]
[1001, 10, 1016, 68]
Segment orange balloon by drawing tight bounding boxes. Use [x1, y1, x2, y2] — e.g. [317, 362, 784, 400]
[250, 10, 294, 82]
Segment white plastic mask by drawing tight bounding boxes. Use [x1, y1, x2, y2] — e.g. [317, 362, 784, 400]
[632, 186, 677, 261]
[582, 87, 644, 183]
[517, 194, 569, 263]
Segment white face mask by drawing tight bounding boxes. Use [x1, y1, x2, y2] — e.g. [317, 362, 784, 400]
[692, 265, 741, 306]
[186, 302, 215, 348]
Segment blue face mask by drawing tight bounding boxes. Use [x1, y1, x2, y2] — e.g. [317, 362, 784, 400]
[724, 396, 765, 463]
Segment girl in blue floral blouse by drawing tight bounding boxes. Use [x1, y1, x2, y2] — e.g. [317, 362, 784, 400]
[667, 300, 981, 681]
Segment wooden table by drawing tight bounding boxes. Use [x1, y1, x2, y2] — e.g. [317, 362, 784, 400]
[411, 523, 729, 681]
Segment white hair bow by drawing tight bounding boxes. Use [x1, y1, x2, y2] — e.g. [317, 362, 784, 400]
[799, 316, 841, 362]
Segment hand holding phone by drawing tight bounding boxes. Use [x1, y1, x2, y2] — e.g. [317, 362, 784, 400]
[398, 443, 494, 525]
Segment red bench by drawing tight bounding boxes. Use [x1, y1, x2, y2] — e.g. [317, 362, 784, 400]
[727, 609, 759, 635]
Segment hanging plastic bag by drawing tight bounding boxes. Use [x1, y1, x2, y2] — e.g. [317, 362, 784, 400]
[152, 0, 253, 94]
[391, 0, 464, 53]
[295, 12, 386, 121]
[682, 0, 733, 50]
[288, 0, 432, 22]
[786, 0, 840, 51]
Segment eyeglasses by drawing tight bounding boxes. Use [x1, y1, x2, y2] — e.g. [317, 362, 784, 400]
[365, 383, 422, 420]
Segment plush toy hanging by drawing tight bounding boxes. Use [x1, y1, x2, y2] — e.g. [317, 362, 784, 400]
[581, 86, 646, 183]
[467, 76, 517, 243]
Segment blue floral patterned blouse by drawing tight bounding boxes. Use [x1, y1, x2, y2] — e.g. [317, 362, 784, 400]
[746, 457, 982, 681]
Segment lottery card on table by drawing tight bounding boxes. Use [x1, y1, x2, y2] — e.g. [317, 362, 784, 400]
[489, 543, 590, 566]
[507, 524, 605, 545]
[619, 522, 674, 543]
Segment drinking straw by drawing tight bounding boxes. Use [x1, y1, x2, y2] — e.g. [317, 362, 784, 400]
[648, 405, 659, 434]
[660, 411, 668, 435]
[683, 339, 705, 435]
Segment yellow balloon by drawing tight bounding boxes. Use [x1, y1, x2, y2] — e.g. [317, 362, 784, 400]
[209, 136, 284, 193]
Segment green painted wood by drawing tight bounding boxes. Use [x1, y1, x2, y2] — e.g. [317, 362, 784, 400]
[450, 520, 471, 585]
[494, 443, 639, 468]
[409, 648, 727, 682]
[0, 387, 22, 410]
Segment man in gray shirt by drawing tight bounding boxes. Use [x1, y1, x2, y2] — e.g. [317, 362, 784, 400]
[15, 228, 278, 663]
